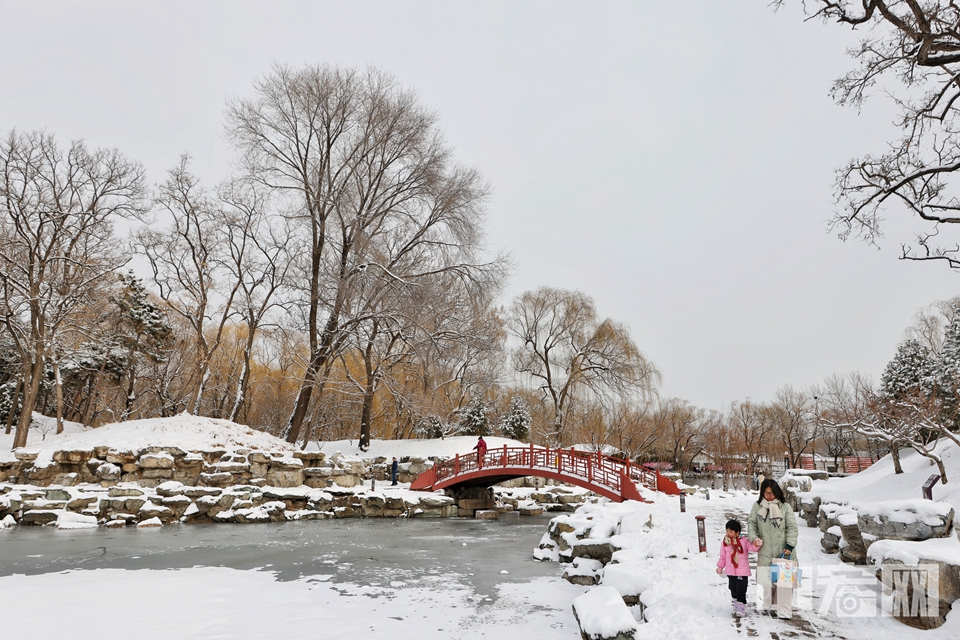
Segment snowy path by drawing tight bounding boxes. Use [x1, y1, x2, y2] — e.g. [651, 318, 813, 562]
[655, 491, 958, 640]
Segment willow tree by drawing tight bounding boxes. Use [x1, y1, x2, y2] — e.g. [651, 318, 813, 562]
[509, 287, 660, 445]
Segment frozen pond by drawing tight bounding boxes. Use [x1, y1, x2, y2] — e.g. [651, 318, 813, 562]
[0, 517, 583, 639]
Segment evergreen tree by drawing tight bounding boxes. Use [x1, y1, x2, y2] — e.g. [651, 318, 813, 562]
[499, 395, 531, 441]
[880, 339, 937, 400]
[459, 399, 490, 436]
[936, 305, 960, 429]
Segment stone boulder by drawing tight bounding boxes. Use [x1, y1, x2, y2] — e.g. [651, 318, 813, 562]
[858, 500, 955, 541]
[869, 540, 960, 630]
[563, 557, 604, 586]
[572, 586, 637, 640]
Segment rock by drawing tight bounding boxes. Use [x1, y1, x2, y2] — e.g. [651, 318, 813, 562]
[156, 481, 186, 497]
[52, 473, 79, 487]
[53, 450, 94, 464]
[136, 517, 163, 528]
[138, 452, 175, 469]
[519, 505, 544, 516]
[44, 488, 71, 501]
[199, 472, 235, 487]
[139, 446, 187, 458]
[838, 513, 867, 565]
[66, 496, 98, 512]
[159, 495, 192, 515]
[139, 501, 175, 523]
[475, 510, 499, 519]
[56, 511, 98, 529]
[571, 541, 618, 565]
[572, 586, 637, 640]
[875, 557, 960, 630]
[265, 466, 305, 488]
[14, 449, 40, 462]
[563, 557, 604, 585]
[96, 463, 122, 481]
[104, 519, 127, 528]
[858, 501, 955, 541]
[22, 499, 67, 511]
[105, 449, 137, 464]
[183, 487, 222, 498]
[108, 487, 144, 498]
[21, 510, 61, 525]
[821, 529, 841, 554]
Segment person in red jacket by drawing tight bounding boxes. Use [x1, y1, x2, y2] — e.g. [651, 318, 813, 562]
[473, 436, 487, 469]
[716, 519, 762, 616]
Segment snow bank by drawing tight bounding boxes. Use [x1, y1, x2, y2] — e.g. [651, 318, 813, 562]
[572, 586, 638, 640]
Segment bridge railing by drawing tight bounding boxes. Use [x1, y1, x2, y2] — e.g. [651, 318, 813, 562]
[436, 444, 660, 495]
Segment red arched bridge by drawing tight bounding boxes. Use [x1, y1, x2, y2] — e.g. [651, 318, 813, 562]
[410, 444, 681, 503]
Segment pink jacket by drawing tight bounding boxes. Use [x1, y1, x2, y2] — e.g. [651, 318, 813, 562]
[716, 534, 760, 577]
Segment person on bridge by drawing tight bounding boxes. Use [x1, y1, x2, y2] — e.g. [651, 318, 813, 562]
[473, 436, 487, 469]
[391, 457, 399, 486]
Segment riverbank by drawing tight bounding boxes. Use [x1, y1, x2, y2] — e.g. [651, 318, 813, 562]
[0, 516, 582, 640]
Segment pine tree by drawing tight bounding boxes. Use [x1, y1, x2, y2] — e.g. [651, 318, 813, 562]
[499, 395, 531, 441]
[936, 305, 960, 429]
[880, 339, 937, 400]
[459, 399, 490, 436]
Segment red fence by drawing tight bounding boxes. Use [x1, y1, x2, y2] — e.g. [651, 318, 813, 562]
[843, 456, 874, 473]
[417, 444, 680, 501]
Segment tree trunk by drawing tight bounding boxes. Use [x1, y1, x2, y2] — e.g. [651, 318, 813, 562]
[5, 378, 21, 435]
[53, 358, 64, 435]
[13, 355, 45, 449]
[891, 445, 903, 474]
[286, 310, 341, 443]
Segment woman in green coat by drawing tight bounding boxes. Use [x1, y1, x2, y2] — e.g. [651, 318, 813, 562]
[748, 478, 798, 619]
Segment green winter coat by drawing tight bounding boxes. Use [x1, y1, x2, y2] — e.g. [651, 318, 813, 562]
[748, 499, 798, 585]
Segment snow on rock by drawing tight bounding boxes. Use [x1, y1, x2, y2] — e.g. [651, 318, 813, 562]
[857, 500, 955, 541]
[0, 514, 15, 528]
[572, 585, 638, 640]
[55, 511, 98, 530]
[868, 538, 960, 567]
[136, 517, 162, 528]
[1, 413, 297, 455]
[562, 557, 604, 585]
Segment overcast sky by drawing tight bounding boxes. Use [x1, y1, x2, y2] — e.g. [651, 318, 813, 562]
[2, 1, 958, 410]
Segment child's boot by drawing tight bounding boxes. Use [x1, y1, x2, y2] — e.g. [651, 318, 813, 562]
[735, 602, 746, 615]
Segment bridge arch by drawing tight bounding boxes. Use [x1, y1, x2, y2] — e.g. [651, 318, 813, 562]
[410, 444, 680, 503]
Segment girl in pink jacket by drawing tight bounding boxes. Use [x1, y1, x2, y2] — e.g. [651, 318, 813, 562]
[716, 519, 762, 615]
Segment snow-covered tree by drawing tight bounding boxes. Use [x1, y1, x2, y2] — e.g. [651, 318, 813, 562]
[880, 339, 937, 401]
[499, 395, 531, 441]
[458, 398, 490, 437]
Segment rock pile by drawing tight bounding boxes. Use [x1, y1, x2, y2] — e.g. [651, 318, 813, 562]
[0, 481, 457, 527]
[0, 446, 436, 490]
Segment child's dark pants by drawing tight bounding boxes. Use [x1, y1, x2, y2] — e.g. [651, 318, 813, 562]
[728, 576, 748, 604]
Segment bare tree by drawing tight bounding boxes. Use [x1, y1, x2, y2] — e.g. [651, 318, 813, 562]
[770, 385, 821, 467]
[728, 400, 777, 478]
[227, 63, 500, 445]
[783, 1, 960, 268]
[509, 286, 660, 446]
[0, 130, 145, 447]
[652, 398, 710, 475]
[217, 180, 292, 423]
[817, 372, 910, 474]
[137, 159, 242, 417]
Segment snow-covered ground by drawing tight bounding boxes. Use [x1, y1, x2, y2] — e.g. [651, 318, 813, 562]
[3, 414, 960, 638]
[1, 413, 525, 464]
